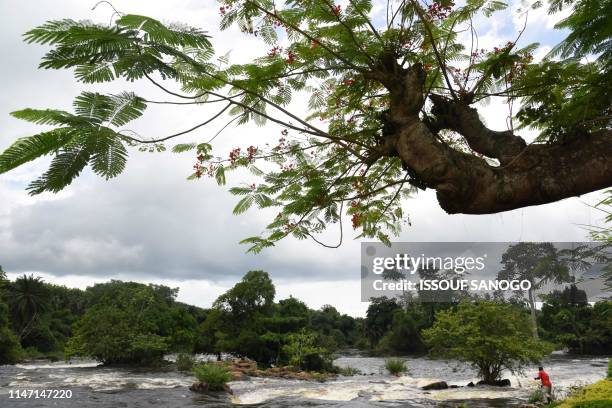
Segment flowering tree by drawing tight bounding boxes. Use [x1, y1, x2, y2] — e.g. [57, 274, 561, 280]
[1, 0, 610, 251]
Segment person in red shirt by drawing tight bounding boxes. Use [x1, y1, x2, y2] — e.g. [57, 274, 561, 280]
[534, 366, 552, 403]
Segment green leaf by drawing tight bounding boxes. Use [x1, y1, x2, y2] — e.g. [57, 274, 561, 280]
[249, 165, 264, 176]
[215, 165, 226, 185]
[90, 132, 128, 179]
[75, 61, 115, 83]
[107, 92, 147, 126]
[0, 128, 75, 174]
[229, 186, 252, 195]
[483, 1, 508, 17]
[73, 92, 113, 124]
[117, 14, 211, 48]
[27, 140, 93, 194]
[254, 194, 274, 208]
[11, 109, 92, 127]
[172, 143, 196, 153]
[233, 195, 254, 214]
[23, 19, 82, 45]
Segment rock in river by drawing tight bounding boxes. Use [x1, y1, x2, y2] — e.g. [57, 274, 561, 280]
[189, 382, 233, 394]
[421, 381, 448, 390]
[476, 379, 511, 387]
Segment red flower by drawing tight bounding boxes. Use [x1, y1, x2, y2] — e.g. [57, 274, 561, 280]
[285, 50, 296, 64]
[351, 213, 361, 229]
[268, 46, 282, 57]
[229, 147, 241, 165]
[426, 1, 454, 20]
[246, 145, 258, 162]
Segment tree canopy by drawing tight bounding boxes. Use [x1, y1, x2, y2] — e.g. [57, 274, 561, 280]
[422, 300, 552, 384]
[65, 281, 198, 364]
[1, 0, 610, 251]
[539, 286, 612, 355]
[0, 267, 23, 364]
[198, 271, 361, 368]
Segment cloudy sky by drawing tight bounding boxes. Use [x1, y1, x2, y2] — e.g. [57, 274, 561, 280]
[0, 0, 606, 316]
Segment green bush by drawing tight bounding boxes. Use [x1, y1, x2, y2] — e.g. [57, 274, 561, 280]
[22, 347, 63, 362]
[176, 353, 195, 371]
[571, 402, 612, 408]
[0, 300, 22, 364]
[281, 329, 333, 371]
[0, 326, 22, 364]
[193, 363, 232, 391]
[336, 366, 362, 376]
[385, 358, 408, 376]
[551, 380, 612, 408]
[529, 388, 545, 403]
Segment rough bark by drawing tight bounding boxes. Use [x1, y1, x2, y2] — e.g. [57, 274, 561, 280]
[373, 62, 612, 215]
[429, 94, 527, 165]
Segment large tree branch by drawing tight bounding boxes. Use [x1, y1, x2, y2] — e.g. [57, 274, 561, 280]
[429, 94, 527, 164]
[389, 122, 612, 214]
[376, 63, 612, 214]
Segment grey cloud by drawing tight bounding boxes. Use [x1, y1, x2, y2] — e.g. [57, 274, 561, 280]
[0, 148, 363, 281]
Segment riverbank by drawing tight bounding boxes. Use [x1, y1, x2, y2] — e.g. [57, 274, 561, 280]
[545, 379, 612, 408]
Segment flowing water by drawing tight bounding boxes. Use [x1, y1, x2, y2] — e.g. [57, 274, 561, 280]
[0, 353, 608, 407]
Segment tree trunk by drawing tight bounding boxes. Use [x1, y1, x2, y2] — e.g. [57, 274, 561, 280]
[481, 364, 499, 384]
[527, 288, 539, 340]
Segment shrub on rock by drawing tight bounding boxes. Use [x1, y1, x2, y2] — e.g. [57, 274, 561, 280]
[192, 363, 232, 392]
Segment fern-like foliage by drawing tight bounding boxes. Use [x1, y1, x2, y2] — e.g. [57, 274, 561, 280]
[2, 91, 144, 193]
[548, 0, 612, 63]
[24, 14, 211, 83]
[1, 13, 209, 194]
[0, 128, 76, 174]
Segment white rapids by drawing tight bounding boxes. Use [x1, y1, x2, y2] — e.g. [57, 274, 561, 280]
[1, 354, 608, 406]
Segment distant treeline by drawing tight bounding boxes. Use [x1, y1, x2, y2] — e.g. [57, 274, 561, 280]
[0, 268, 366, 368]
[0, 266, 610, 368]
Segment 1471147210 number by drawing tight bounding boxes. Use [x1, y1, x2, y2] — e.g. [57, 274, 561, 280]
[8, 389, 73, 399]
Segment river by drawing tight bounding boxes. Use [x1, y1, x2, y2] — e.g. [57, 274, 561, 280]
[0, 353, 608, 407]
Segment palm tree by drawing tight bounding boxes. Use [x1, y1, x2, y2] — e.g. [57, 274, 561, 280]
[8, 274, 49, 340]
[498, 243, 571, 340]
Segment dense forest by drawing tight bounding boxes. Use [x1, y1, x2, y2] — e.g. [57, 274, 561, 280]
[0, 268, 366, 368]
[0, 264, 610, 369]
